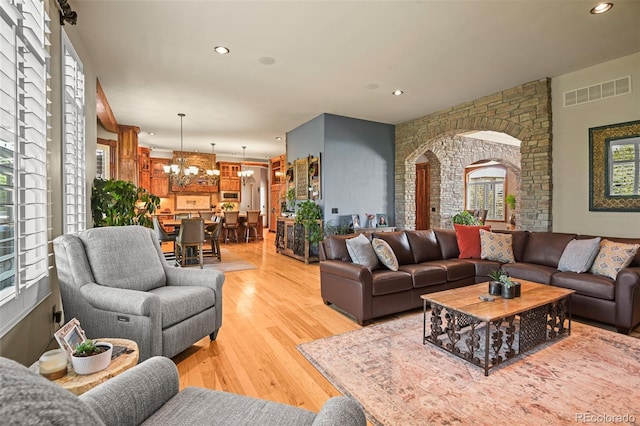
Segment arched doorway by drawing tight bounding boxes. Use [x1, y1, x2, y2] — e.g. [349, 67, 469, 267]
[395, 79, 552, 231]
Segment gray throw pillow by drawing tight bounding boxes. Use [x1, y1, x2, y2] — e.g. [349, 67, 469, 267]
[346, 234, 379, 269]
[558, 237, 601, 273]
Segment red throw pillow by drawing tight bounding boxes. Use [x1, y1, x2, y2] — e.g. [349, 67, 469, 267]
[454, 224, 491, 259]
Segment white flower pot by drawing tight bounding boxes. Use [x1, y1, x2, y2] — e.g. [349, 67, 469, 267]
[71, 342, 113, 375]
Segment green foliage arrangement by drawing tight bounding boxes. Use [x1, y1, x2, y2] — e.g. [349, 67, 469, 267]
[73, 339, 106, 357]
[294, 200, 323, 243]
[488, 269, 513, 287]
[324, 220, 352, 237]
[221, 202, 235, 211]
[452, 210, 480, 225]
[286, 188, 296, 212]
[91, 178, 160, 228]
[506, 194, 516, 210]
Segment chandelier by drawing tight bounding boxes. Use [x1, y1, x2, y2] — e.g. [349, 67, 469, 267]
[237, 146, 255, 186]
[163, 113, 199, 187]
[205, 142, 220, 183]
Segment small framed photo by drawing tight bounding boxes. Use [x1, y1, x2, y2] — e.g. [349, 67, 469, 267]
[54, 318, 87, 357]
[351, 214, 361, 229]
[376, 214, 388, 227]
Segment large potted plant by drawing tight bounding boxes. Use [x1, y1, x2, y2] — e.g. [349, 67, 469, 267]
[294, 200, 323, 257]
[91, 178, 160, 228]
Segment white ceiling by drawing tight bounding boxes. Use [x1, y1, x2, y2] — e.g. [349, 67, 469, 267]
[72, 1, 640, 161]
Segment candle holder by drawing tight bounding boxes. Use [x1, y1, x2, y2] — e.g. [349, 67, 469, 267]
[38, 349, 68, 380]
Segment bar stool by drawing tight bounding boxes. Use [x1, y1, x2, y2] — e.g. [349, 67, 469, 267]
[244, 210, 260, 242]
[223, 211, 239, 243]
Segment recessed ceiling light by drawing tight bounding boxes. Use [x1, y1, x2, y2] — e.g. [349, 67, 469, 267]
[275, 136, 282, 141]
[392, 89, 404, 96]
[590, 2, 613, 14]
[214, 46, 230, 55]
[148, 132, 155, 136]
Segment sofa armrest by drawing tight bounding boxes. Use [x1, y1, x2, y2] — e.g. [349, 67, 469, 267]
[312, 396, 366, 426]
[615, 267, 640, 331]
[81, 283, 160, 316]
[80, 356, 179, 426]
[320, 260, 372, 282]
[164, 266, 225, 294]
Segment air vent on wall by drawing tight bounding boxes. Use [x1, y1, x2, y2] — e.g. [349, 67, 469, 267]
[563, 76, 631, 107]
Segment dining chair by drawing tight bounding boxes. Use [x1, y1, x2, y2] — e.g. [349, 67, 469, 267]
[222, 211, 239, 243]
[174, 218, 205, 268]
[244, 210, 261, 242]
[153, 216, 177, 257]
[205, 222, 222, 261]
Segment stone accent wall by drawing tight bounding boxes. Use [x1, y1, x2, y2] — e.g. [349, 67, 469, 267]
[395, 78, 552, 231]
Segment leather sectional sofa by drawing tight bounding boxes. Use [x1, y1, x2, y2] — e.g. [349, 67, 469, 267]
[319, 229, 640, 334]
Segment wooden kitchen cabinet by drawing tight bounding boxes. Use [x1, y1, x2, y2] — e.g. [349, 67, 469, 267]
[138, 147, 151, 192]
[218, 162, 241, 192]
[150, 158, 170, 197]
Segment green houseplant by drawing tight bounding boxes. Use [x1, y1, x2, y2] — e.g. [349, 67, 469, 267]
[71, 339, 113, 375]
[294, 200, 323, 244]
[91, 178, 160, 228]
[506, 194, 516, 225]
[452, 210, 480, 226]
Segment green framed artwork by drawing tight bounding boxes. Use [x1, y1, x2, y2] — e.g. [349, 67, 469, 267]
[589, 120, 640, 211]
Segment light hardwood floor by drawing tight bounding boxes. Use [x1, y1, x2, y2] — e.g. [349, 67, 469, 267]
[172, 230, 363, 413]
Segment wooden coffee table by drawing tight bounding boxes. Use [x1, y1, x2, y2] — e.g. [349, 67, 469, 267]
[421, 281, 574, 375]
[31, 338, 139, 395]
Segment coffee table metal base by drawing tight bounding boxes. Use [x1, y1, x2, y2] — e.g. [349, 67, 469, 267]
[422, 298, 571, 376]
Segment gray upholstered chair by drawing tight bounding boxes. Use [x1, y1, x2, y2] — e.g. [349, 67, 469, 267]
[174, 218, 205, 268]
[0, 356, 366, 426]
[53, 225, 224, 362]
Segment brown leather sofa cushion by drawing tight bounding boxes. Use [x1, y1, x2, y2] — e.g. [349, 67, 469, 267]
[399, 263, 447, 288]
[372, 231, 414, 266]
[323, 235, 353, 262]
[494, 230, 530, 262]
[523, 232, 577, 268]
[551, 272, 615, 300]
[502, 262, 558, 284]
[433, 229, 460, 260]
[371, 270, 413, 296]
[405, 230, 443, 263]
[579, 235, 640, 267]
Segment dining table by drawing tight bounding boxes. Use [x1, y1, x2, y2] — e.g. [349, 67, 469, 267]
[161, 213, 264, 241]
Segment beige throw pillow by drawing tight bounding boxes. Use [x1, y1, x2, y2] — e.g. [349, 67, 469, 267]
[372, 238, 399, 271]
[590, 239, 639, 280]
[479, 230, 515, 263]
[345, 234, 379, 270]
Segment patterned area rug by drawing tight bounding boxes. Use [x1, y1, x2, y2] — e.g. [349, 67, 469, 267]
[298, 313, 640, 425]
[164, 248, 256, 272]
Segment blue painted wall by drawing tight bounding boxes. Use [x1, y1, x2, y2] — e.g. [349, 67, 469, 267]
[287, 113, 395, 227]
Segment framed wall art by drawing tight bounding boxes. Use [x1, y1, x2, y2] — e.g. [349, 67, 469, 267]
[589, 120, 640, 211]
[294, 158, 309, 200]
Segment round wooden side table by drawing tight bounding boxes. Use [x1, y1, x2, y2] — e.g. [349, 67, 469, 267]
[31, 338, 139, 395]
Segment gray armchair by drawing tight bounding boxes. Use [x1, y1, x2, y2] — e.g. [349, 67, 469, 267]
[0, 356, 366, 426]
[53, 225, 224, 362]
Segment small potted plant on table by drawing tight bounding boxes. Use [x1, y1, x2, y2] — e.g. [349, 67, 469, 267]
[71, 339, 113, 375]
[488, 269, 521, 298]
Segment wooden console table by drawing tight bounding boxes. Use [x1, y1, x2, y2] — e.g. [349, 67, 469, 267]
[275, 217, 322, 264]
